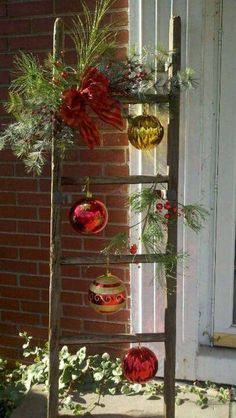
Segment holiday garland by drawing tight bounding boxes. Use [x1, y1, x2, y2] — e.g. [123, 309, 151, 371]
[0, 0, 196, 174]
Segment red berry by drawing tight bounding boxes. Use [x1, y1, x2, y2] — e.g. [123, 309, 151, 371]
[52, 77, 60, 85]
[164, 201, 172, 210]
[61, 71, 68, 79]
[164, 213, 171, 219]
[130, 244, 138, 255]
[172, 207, 178, 213]
[156, 202, 163, 211]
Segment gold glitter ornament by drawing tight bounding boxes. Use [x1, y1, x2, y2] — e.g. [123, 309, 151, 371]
[128, 113, 164, 150]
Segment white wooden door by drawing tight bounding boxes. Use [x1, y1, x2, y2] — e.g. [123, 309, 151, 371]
[213, 0, 236, 348]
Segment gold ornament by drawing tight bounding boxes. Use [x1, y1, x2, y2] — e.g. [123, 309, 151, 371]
[128, 113, 164, 150]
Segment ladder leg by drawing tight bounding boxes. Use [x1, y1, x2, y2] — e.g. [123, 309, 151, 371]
[47, 18, 64, 418]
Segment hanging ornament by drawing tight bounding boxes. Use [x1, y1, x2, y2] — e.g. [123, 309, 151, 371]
[69, 177, 108, 234]
[128, 105, 164, 150]
[88, 271, 126, 314]
[122, 346, 158, 383]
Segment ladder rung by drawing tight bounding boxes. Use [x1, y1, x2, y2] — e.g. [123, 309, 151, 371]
[60, 332, 166, 345]
[115, 93, 170, 104]
[61, 254, 166, 265]
[61, 175, 169, 186]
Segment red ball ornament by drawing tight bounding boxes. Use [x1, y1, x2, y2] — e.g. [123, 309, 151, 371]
[123, 346, 158, 383]
[88, 272, 126, 314]
[69, 197, 108, 234]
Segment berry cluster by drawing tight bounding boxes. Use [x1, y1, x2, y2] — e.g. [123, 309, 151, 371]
[156, 200, 182, 220]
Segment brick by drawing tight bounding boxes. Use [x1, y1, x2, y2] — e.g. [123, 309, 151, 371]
[62, 163, 102, 177]
[2, 311, 40, 325]
[18, 221, 49, 234]
[106, 195, 127, 208]
[0, 161, 14, 176]
[19, 275, 49, 289]
[17, 193, 50, 206]
[0, 149, 16, 162]
[38, 207, 50, 220]
[80, 149, 125, 164]
[31, 17, 55, 33]
[106, 209, 128, 224]
[0, 272, 17, 286]
[55, 0, 128, 14]
[8, 1, 53, 17]
[63, 305, 100, 320]
[104, 164, 129, 176]
[0, 178, 37, 192]
[0, 247, 18, 259]
[102, 132, 128, 146]
[0, 233, 39, 247]
[9, 35, 52, 51]
[0, 70, 10, 84]
[38, 263, 49, 275]
[114, 47, 128, 61]
[61, 236, 82, 251]
[0, 347, 19, 361]
[0, 260, 37, 274]
[22, 325, 48, 339]
[61, 292, 82, 305]
[0, 192, 16, 204]
[0, 206, 37, 220]
[0, 219, 16, 233]
[81, 266, 126, 281]
[0, 3, 7, 16]
[61, 317, 82, 331]
[62, 278, 89, 293]
[40, 236, 50, 248]
[21, 301, 48, 314]
[0, 297, 20, 311]
[84, 320, 126, 334]
[0, 286, 40, 300]
[19, 248, 49, 262]
[103, 11, 129, 27]
[0, 334, 22, 347]
[0, 322, 17, 335]
[115, 30, 129, 45]
[0, 53, 14, 68]
[83, 238, 108, 253]
[0, 20, 30, 35]
[0, 87, 8, 101]
[105, 224, 129, 237]
[0, 38, 7, 52]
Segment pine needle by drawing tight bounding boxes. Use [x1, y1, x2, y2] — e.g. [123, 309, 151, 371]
[69, 0, 117, 78]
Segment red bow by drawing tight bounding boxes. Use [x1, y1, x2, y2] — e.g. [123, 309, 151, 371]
[59, 68, 124, 149]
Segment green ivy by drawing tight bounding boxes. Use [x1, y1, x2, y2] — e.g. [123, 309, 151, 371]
[0, 333, 233, 417]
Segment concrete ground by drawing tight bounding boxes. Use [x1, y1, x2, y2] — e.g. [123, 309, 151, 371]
[10, 383, 236, 418]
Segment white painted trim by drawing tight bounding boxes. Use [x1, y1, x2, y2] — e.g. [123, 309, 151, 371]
[213, 0, 236, 336]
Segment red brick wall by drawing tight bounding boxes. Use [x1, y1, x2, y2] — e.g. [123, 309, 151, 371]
[0, 0, 130, 362]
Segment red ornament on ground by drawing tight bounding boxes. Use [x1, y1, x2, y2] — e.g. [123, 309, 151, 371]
[88, 272, 126, 314]
[123, 346, 158, 383]
[69, 197, 108, 234]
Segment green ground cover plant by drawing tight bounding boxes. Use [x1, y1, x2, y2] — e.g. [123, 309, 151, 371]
[0, 333, 233, 417]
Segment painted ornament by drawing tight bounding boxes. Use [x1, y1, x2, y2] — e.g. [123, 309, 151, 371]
[88, 272, 126, 314]
[123, 346, 158, 383]
[69, 197, 108, 234]
[128, 114, 164, 150]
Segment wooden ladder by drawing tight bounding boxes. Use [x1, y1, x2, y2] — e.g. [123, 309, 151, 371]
[48, 15, 181, 418]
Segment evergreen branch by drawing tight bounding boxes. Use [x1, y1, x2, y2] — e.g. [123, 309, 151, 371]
[182, 204, 209, 233]
[69, 0, 116, 78]
[101, 231, 129, 255]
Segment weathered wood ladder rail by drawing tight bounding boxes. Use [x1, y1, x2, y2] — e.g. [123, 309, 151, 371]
[48, 15, 181, 418]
